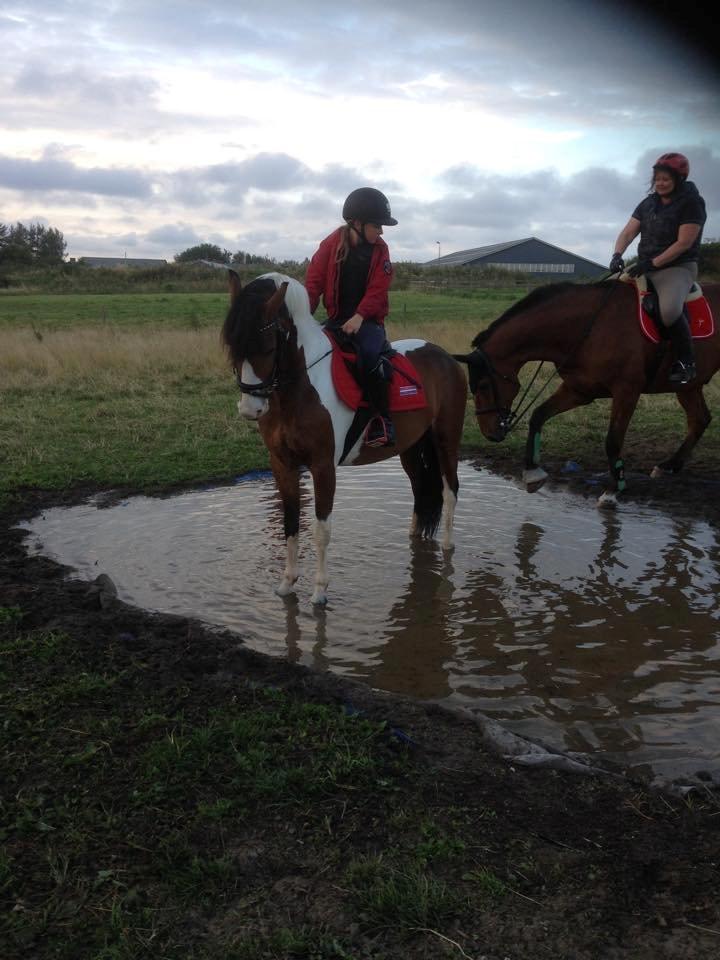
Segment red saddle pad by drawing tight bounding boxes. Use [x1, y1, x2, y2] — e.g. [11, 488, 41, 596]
[325, 331, 427, 412]
[637, 286, 714, 344]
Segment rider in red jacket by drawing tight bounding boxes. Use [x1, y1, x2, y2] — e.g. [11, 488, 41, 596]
[305, 187, 397, 446]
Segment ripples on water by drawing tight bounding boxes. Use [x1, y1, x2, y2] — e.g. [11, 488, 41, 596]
[20, 461, 720, 785]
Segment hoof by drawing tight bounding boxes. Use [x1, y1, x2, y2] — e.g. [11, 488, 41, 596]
[651, 464, 679, 478]
[597, 491, 618, 510]
[275, 579, 297, 597]
[523, 466, 548, 493]
[310, 589, 328, 606]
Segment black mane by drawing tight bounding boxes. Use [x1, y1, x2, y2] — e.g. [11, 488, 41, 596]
[222, 277, 280, 363]
[471, 279, 615, 348]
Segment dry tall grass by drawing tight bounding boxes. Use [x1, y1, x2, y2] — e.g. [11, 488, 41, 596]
[0, 326, 230, 390]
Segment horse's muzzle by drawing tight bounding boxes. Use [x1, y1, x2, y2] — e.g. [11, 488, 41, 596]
[237, 396, 268, 420]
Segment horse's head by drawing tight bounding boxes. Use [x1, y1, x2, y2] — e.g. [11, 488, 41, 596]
[222, 271, 291, 419]
[453, 346, 519, 442]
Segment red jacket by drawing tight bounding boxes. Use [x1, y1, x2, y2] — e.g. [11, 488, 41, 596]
[305, 227, 393, 324]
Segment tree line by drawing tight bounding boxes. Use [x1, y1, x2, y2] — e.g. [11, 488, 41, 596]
[0, 222, 67, 267]
[173, 242, 307, 271]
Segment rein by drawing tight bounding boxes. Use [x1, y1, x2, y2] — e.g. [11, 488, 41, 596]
[476, 280, 621, 434]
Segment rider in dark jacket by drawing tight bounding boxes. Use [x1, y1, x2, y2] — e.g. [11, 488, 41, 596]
[609, 152, 707, 384]
[305, 187, 398, 446]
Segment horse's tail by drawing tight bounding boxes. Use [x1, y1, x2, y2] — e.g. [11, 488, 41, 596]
[403, 428, 444, 539]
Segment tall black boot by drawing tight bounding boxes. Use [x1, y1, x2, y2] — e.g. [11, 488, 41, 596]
[668, 313, 696, 384]
[364, 367, 395, 447]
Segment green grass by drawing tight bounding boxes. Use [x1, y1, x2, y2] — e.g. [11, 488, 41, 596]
[0, 618, 409, 958]
[0, 292, 228, 331]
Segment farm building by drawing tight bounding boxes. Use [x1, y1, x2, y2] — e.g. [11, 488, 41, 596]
[425, 237, 606, 279]
[78, 256, 168, 269]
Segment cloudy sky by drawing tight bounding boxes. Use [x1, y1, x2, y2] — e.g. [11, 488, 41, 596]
[2, 0, 718, 267]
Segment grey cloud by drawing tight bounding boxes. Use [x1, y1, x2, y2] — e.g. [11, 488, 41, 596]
[144, 223, 204, 247]
[0, 153, 153, 198]
[5, 1, 718, 129]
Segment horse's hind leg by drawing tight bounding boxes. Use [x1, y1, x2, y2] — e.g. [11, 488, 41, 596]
[651, 387, 711, 477]
[400, 431, 444, 543]
[271, 457, 301, 597]
[523, 383, 591, 492]
[434, 428, 462, 551]
[308, 461, 336, 606]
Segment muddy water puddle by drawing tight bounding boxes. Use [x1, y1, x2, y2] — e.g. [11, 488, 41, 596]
[21, 461, 720, 786]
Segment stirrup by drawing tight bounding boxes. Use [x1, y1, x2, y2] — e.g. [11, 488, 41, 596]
[365, 416, 395, 448]
[669, 360, 696, 384]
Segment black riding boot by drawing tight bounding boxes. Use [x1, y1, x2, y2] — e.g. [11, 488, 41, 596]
[668, 313, 696, 384]
[365, 368, 395, 447]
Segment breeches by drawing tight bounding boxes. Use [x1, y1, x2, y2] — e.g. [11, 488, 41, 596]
[353, 320, 387, 375]
[649, 262, 697, 327]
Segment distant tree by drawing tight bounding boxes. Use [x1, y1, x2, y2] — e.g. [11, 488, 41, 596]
[231, 250, 277, 266]
[38, 227, 67, 265]
[0, 221, 66, 267]
[174, 243, 231, 264]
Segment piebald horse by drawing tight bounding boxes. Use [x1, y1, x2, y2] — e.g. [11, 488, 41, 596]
[454, 278, 720, 508]
[222, 271, 467, 604]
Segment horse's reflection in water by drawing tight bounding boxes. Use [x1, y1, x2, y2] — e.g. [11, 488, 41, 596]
[282, 595, 329, 671]
[367, 539, 456, 700]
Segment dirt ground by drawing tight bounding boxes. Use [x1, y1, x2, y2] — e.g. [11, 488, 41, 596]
[2, 449, 719, 959]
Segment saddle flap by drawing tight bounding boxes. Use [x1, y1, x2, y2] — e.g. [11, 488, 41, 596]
[324, 330, 427, 412]
[624, 277, 716, 344]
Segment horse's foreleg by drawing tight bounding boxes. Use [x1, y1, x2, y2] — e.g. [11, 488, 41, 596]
[309, 463, 336, 606]
[651, 387, 711, 478]
[271, 459, 301, 597]
[523, 384, 590, 492]
[598, 388, 641, 509]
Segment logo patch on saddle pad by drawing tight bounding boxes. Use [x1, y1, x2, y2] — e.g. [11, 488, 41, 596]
[325, 331, 427, 412]
[629, 277, 715, 344]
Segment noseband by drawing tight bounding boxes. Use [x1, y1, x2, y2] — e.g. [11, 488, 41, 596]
[470, 347, 518, 433]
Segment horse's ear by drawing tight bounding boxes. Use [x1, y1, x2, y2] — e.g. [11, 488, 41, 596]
[453, 349, 487, 375]
[264, 281, 289, 321]
[228, 269, 242, 303]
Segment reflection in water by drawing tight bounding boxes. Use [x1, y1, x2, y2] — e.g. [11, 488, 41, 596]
[19, 461, 720, 785]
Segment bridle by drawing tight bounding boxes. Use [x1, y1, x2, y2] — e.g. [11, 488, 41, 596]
[233, 315, 289, 398]
[468, 346, 521, 434]
[232, 311, 332, 398]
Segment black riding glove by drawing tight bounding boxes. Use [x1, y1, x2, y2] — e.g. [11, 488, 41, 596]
[627, 258, 654, 277]
[609, 253, 624, 273]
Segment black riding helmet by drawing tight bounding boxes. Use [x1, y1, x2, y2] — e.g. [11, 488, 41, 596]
[342, 188, 398, 226]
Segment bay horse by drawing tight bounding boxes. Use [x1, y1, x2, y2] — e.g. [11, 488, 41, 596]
[454, 278, 720, 508]
[222, 271, 467, 604]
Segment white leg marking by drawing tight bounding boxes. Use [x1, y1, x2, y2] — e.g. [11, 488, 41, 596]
[275, 534, 299, 596]
[650, 465, 664, 479]
[409, 513, 418, 537]
[441, 478, 457, 551]
[597, 491, 618, 510]
[523, 467, 547, 493]
[311, 516, 332, 605]
[523, 466, 548, 492]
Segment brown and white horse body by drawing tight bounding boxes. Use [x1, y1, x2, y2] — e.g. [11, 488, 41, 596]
[224, 272, 466, 604]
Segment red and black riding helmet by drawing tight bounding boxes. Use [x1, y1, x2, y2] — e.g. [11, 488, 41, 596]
[653, 152, 690, 180]
[342, 188, 398, 226]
